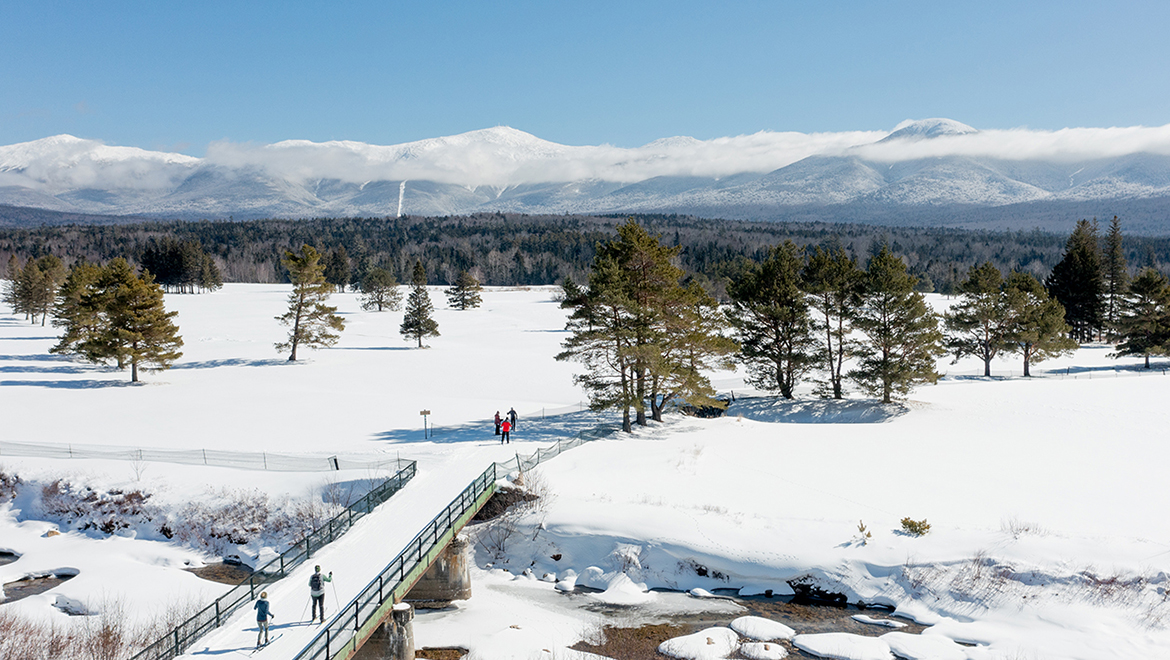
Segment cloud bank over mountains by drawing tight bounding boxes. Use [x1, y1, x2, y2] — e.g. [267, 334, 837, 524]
[6, 120, 1170, 191]
[3, 119, 1170, 232]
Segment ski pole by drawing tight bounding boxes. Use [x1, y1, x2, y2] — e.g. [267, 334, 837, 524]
[300, 596, 310, 622]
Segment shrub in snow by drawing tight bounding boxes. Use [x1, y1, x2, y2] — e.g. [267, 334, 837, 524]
[900, 517, 930, 536]
[657, 627, 740, 660]
[167, 486, 340, 556]
[0, 468, 20, 502]
[38, 479, 156, 535]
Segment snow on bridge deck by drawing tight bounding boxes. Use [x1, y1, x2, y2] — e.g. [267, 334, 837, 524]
[179, 441, 511, 659]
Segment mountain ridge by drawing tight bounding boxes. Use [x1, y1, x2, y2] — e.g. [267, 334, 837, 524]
[2, 120, 1170, 231]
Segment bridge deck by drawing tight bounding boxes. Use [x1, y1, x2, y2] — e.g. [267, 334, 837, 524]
[180, 443, 507, 659]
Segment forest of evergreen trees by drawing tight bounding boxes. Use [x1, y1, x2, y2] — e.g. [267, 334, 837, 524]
[2, 213, 1169, 299]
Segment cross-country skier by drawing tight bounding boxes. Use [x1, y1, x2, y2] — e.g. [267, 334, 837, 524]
[501, 419, 511, 444]
[494, 411, 502, 435]
[309, 565, 332, 623]
[508, 407, 518, 430]
[254, 591, 274, 647]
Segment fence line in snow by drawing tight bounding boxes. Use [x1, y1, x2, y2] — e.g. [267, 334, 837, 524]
[0, 441, 403, 473]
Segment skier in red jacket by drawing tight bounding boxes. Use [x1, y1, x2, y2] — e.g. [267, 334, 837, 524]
[501, 420, 511, 444]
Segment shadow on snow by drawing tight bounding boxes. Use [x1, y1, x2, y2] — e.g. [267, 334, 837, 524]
[728, 397, 908, 424]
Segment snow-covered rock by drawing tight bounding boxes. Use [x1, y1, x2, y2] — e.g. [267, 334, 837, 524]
[729, 616, 795, 641]
[792, 633, 893, 660]
[657, 627, 740, 660]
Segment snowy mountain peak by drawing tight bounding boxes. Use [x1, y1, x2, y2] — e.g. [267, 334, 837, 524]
[880, 118, 978, 142]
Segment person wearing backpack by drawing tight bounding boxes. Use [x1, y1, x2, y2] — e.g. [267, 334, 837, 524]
[254, 591, 274, 647]
[309, 565, 332, 623]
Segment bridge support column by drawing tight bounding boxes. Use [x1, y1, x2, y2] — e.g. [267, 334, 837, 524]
[353, 603, 414, 660]
[405, 536, 472, 606]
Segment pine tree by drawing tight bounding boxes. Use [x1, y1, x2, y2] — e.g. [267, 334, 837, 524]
[3, 255, 22, 314]
[1103, 216, 1129, 335]
[359, 267, 403, 311]
[29, 255, 66, 326]
[109, 269, 184, 382]
[557, 219, 735, 429]
[727, 241, 816, 399]
[559, 275, 585, 309]
[1112, 267, 1170, 368]
[199, 253, 223, 292]
[323, 247, 351, 293]
[1046, 219, 1104, 343]
[647, 280, 737, 421]
[51, 260, 105, 358]
[598, 219, 685, 426]
[849, 246, 945, 403]
[1002, 272, 1077, 377]
[49, 259, 182, 381]
[943, 262, 1013, 377]
[445, 270, 483, 310]
[275, 245, 345, 361]
[557, 254, 638, 432]
[801, 243, 862, 399]
[400, 260, 439, 347]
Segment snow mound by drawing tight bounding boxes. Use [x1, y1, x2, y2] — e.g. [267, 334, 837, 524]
[851, 614, 907, 628]
[879, 632, 967, 660]
[740, 641, 788, 660]
[590, 572, 654, 605]
[657, 627, 741, 660]
[792, 632, 893, 660]
[730, 615, 795, 641]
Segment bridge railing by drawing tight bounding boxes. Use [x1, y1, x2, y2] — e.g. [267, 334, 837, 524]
[129, 459, 417, 660]
[293, 421, 620, 660]
[293, 463, 498, 660]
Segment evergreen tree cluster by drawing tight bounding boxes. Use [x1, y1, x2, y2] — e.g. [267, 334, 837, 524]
[944, 263, 1077, 377]
[726, 242, 946, 404]
[5, 213, 1169, 294]
[51, 258, 184, 382]
[139, 237, 223, 293]
[557, 219, 737, 432]
[4, 254, 66, 325]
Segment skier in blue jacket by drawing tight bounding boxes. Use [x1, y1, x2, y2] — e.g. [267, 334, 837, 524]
[254, 591, 274, 647]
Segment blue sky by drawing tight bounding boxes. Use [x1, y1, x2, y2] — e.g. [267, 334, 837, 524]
[2, 1, 1167, 155]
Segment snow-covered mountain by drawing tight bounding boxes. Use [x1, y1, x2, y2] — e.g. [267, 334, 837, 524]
[3, 120, 1170, 230]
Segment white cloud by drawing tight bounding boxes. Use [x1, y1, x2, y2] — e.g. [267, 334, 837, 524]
[7, 122, 1170, 193]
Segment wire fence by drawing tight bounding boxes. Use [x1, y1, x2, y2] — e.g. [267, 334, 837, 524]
[0, 441, 402, 472]
[128, 460, 417, 660]
[494, 421, 619, 476]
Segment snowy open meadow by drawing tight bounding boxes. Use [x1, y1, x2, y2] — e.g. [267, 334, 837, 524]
[3, 284, 1170, 660]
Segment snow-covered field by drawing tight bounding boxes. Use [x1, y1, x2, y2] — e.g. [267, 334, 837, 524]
[2, 284, 1169, 659]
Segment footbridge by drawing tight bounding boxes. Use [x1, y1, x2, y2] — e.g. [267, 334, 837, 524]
[165, 422, 614, 660]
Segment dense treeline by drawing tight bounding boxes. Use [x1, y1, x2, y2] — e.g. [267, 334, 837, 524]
[2, 213, 1169, 297]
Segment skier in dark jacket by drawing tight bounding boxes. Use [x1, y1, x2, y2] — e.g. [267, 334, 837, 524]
[254, 591, 274, 647]
[309, 565, 332, 623]
[494, 411, 502, 435]
[508, 407, 518, 430]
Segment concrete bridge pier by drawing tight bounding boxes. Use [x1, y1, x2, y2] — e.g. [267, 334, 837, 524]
[353, 603, 414, 660]
[405, 536, 472, 606]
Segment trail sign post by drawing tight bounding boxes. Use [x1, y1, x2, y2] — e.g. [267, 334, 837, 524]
[420, 410, 430, 439]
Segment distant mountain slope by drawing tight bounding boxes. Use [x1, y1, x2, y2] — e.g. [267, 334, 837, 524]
[2, 120, 1170, 232]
